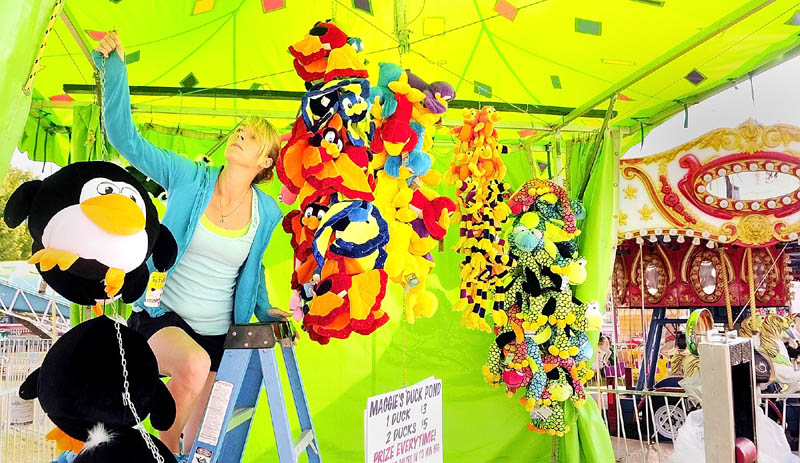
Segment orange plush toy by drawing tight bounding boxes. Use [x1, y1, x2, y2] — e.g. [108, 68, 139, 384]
[280, 22, 391, 344]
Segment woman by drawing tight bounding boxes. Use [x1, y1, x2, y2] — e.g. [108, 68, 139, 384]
[95, 33, 290, 460]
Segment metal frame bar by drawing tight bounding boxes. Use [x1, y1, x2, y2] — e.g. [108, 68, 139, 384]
[59, 5, 95, 69]
[30, 99, 610, 133]
[553, 0, 775, 130]
[61, 84, 617, 119]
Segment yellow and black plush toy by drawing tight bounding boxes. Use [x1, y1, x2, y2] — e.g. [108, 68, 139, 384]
[3, 161, 177, 306]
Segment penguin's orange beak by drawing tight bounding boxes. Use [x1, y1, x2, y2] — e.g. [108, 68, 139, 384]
[301, 216, 321, 230]
[80, 194, 145, 236]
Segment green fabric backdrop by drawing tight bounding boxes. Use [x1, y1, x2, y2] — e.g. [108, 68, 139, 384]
[0, 0, 58, 182]
[23, 107, 617, 462]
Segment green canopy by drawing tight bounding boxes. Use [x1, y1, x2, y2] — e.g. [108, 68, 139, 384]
[6, 0, 800, 461]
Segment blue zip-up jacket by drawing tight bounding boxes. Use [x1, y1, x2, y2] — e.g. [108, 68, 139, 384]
[94, 51, 283, 324]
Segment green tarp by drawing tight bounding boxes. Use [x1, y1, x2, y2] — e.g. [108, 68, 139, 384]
[0, 0, 58, 181]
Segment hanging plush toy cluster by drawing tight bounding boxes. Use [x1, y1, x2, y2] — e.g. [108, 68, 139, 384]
[482, 179, 602, 436]
[446, 107, 512, 332]
[369, 62, 458, 323]
[278, 21, 390, 344]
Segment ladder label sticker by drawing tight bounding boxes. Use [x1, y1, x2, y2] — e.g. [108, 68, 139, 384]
[198, 380, 234, 446]
[192, 448, 212, 463]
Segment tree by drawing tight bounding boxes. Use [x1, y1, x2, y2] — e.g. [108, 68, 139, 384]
[0, 167, 35, 261]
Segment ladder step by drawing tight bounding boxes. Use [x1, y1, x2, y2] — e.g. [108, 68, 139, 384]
[227, 406, 255, 432]
[293, 429, 318, 459]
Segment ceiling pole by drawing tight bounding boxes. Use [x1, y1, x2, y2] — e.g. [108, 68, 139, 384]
[552, 0, 775, 131]
[60, 5, 95, 69]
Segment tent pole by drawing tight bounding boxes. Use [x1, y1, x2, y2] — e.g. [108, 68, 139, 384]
[30, 99, 616, 133]
[62, 84, 617, 119]
[59, 5, 95, 69]
[553, 0, 775, 131]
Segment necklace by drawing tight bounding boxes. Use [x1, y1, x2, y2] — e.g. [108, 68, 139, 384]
[218, 186, 249, 223]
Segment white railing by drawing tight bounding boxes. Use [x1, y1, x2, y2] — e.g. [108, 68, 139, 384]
[594, 383, 800, 462]
[0, 336, 57, 463]
[0, 282, 70, 338]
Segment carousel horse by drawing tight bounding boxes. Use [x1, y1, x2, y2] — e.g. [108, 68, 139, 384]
[739, 313, 763, 339]
[756, 313, 800, 393]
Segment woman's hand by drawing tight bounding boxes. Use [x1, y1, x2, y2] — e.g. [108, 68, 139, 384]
[96, 31, 124, 60]
[267, 308, 292, 320]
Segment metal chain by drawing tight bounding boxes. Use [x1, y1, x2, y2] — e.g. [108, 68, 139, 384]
[97, 57, 109, 160]
[114, 313, 164, 461]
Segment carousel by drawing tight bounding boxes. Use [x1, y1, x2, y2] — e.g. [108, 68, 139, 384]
[607, 119, 800, 441]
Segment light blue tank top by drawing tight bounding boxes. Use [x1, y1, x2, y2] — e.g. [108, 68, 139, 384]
[160, 191, 258, 335]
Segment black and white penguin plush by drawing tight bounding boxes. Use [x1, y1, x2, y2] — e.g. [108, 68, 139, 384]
[3, 161, 177, 305]
[18, 316, 175, 462]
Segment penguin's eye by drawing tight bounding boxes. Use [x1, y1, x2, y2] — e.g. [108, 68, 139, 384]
[304, 207, 313, 218]
[120, 186, 138, 202]
[316, 209, 326, 220]
[324, 130, 337, 144]
[97, 182, 119, 195]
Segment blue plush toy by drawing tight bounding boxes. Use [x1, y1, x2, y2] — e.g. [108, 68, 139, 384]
[369, 62, 403, 118]
[383, 121, 432, 182]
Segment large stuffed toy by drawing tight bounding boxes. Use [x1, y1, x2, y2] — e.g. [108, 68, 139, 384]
[482, 179, 601, 436]
[19, 316, 175, 462]
[3, 161, 177, 308]
[280, 22, 392, 343]
[368, 64, 457, 323]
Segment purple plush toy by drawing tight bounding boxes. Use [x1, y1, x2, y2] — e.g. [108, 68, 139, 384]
[406, 70, 456, 115]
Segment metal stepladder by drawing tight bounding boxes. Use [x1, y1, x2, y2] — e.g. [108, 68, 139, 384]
[188, 322, 321, 463]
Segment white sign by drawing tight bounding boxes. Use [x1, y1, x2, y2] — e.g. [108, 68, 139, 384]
[9, 394, 34, 426]
[365, 377, 443, 463]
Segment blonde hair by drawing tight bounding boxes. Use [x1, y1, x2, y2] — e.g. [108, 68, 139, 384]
[242, 115, 280, 184]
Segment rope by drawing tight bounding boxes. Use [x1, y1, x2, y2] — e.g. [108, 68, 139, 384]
[22, 0, 65, 95]
[718, 246, 733, 329]
[402, 303, 408, 388]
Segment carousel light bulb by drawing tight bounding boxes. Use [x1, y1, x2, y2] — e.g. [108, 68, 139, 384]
[692, 237, 701, 245]
[636, 237, 644, 245]
[663, 235, 672, 243]
[649, 235, 657, 243]
[677, 236, 685, 243]
[706, 241, 715, 249]
[625, 232, 633, 239]
[669, 229, 678, 236]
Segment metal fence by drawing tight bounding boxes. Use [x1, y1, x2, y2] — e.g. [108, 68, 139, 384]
[0, 336, 57, 463]
[593, 384, 800, 462]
